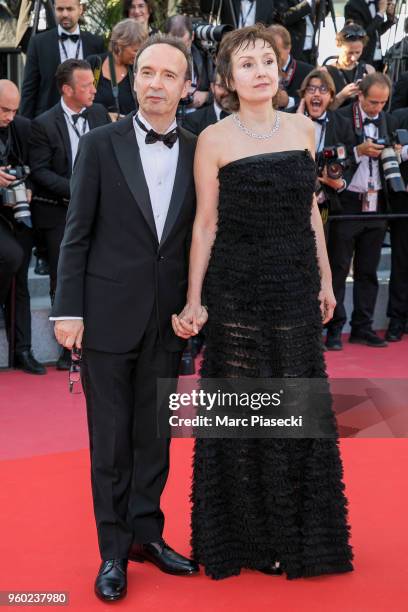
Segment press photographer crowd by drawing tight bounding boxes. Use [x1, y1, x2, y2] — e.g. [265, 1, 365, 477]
[1, 0, 408, 375]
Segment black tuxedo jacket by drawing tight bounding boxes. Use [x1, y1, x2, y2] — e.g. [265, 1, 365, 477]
[28, 101, 111, 229]
[200, 0, 277, 27]
[338, 102, 399, 209]
[281, 56, 313, 108]
[389, 108, 408, 212]
[182, 104, 220, 135]
[390, 70, 408, 111]
[276, 0, 325, 61]
[20, 28, 105, 119]
[51, 114, 197, 353]
[344, 0, 393, 65]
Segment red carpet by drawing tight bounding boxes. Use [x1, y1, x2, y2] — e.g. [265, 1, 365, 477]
[1, 337, 407, 611]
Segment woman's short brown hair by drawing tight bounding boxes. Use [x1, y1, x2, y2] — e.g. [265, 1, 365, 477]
[109, 19, 148, 55]
[298, 68, 336, 102]
[216, 24, 281, 112]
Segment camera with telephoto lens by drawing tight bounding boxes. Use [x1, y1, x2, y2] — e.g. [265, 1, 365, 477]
[372, 129, 408, 193]
[0, 165, 32, 228]
[318, 145, 348, 180]
[193, 22, 233, 45]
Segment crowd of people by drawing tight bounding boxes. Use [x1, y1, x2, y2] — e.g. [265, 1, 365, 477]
[1, 0, 408, 375]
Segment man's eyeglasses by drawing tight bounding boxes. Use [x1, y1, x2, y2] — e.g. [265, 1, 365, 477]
[305, 85, 330, 94]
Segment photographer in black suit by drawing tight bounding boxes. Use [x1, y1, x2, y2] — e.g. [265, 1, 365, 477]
[269, 23, 313, 111]
[20, 0, 105, 119]
[276, 0, 327, 64]
[297, 69, 356, 231]
[0, 80, 45, 375]
[183, 70, 230, 134]
[29, 59, 110, 370]
[344, 0, 396, 70]
[200, 0, 278, 28]
[327, 73, 398, 350]
[51, 35, 200, 601]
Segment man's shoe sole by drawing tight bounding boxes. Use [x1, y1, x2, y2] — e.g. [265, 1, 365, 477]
[349, 337, 388, 347]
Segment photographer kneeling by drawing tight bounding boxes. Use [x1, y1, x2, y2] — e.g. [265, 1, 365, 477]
[0, 80, 45, 374]
[297, 69, 356, 234]
[327, 73, 400, 350]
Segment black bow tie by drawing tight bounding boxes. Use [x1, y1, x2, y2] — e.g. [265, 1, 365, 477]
[72, 110, 88, 124]
[312, 116, 327, 125]
[59, 32, 80, 43]
[364, 117, 380, 127]
[220, 110, 229, 120]
[135, 114, 178, 149]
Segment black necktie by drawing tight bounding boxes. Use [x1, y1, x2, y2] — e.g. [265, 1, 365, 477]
[364, 117, 380, 128]
[135, 114, 178, 149]
[59, 33, 80, 43]
[72, 110, 88, 124]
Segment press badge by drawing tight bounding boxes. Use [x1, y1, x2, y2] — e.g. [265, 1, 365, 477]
[362, 178, 378, 212]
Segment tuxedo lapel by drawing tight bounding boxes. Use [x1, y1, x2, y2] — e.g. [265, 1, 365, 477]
[55, 103, 73, 173]
[110, 114, 158, 242]
[87, 106, 105, 129]
[160, 130, 191, 247]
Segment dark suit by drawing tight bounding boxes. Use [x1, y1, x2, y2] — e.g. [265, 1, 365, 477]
[344, 0, 394, 67]
[277, 0, 325, 64]
[28, 101, 111, 297]
[0, 116, 33, 352]
[390, 70, 408, 111]
[327, 103, 398, 333]
[280, 55, 313, 109]
[200, 0, 277, 27]
[20, 28, 105, 119]
[387, 108, 408, 326]
[51, 114, 197, 558]
[182, 103, 228, 135]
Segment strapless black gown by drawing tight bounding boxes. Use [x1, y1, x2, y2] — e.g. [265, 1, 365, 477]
[191, 151, 353, 580]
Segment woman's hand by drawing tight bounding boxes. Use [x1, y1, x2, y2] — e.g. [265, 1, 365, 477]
[172, 303, 208, 339]
[319, 283, 336, 325]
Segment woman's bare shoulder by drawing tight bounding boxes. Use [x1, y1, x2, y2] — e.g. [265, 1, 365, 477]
[196, 117, 234, 159]
[280, 110, 313, 132]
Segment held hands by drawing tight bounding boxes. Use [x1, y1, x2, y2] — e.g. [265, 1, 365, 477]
[172, 303, 208, 339]
[54, 320, 84, 350]
[319, 283, 336, 325]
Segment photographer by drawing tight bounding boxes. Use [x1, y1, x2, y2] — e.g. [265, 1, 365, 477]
[28, 59, 110, 370]
[276, 0, 328, 64]
[326, 72, 399, 350]
[183, 69, 230, 135]
[0, 80, 45, 375]
[344, 0, 396, 71]
[199, 1, 278, 28]
[297, 70, 356, 231]
[164, 15, 212, 112]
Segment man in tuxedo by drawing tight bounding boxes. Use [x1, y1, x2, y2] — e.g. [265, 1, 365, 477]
[29, 59, 110, 370]
[327, 72, 398, 350]
[20, 0, 105, 119]
[182, 70, 230, 134]
[200, 0, 277, 28]
[276, 0, 327, 64]
[344, 0, 396, 70]
[269, 23, 313, 111]
[51, 35, 200, 601]
[385, 107, 408, 341]
[0, 80, 45, 375]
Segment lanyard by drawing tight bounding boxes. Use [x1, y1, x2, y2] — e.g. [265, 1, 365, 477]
[64, 112, 87, 139]
[239, 1, 254, 27]
[60, 38, 81, 61]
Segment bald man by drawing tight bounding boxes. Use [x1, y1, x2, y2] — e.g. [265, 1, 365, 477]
[0, 80, 45, 374]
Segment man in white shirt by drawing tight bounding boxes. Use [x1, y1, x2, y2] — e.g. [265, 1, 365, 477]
[327, 72, 399, 349]
[20, 0, 105, 118]
[51, 35, 200, 601]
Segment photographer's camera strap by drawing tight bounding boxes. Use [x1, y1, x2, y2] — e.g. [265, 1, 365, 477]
[108, 52, 121, 117]
[281, 58, 297, 88]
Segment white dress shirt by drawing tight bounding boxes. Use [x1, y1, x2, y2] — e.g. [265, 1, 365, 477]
[314, 111, 327, 153]
[366, 0, 383, 61]
[239, 0, 256, 27]
[281, 55, 296, 109]
[133, 112, 179, 242]
[349, 105, 382, 193]
[60, 98, 90, 170]
[303, 0, 315, 51]
[58, 25, 84, 62]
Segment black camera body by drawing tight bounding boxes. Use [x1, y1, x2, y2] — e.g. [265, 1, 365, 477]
[8, 165, 30, 181]
[318, 145, 348, 180]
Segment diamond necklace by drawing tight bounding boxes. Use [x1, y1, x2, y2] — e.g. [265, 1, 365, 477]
[232, 111, 280, 140]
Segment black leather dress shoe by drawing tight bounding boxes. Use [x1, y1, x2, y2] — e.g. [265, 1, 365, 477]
[385, 321, 404, 342]
[94, 559, 127, 602]
[56, 347, 71, 371]
[15, 350, 46, 375]
[326, 331, 343, 351]
[34, 257, 49, 276]
[129, 541, 199, 575]
[349, 329, 388, 348]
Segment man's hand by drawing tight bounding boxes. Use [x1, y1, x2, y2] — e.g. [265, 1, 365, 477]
[54, 320, 84, 350]
[319, 166, 345, 191]
[192, 90, 209, 109]
[357, 139, 384, 158]
[0, 166, 15, 188]
[276, 88, 289, 109]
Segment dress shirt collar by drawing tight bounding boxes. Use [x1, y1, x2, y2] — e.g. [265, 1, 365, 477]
[58, 24, 80, 37]
[60, 97, 87, 118]
[282, 55, 292, 72]
[213, 101, 224, 121]
[134, 111, 177, 138]
[359, 104, 379, 123]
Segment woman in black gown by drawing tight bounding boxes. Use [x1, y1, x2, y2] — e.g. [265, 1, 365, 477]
[172, 25, 353, 581]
